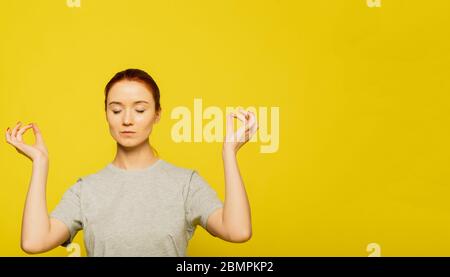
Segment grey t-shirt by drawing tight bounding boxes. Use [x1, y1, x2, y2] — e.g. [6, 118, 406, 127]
[50, 159, 223, 257]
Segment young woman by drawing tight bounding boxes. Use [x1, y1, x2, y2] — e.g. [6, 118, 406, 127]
[5, 69, 257, 257]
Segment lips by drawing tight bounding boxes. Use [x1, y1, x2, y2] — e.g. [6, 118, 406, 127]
[121, 131, 136, 133]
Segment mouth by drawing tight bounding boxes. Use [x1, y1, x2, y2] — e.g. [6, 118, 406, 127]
[120, 131, 136, 135]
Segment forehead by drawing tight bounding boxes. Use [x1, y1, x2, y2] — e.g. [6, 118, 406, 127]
[107, 80, 153, 104]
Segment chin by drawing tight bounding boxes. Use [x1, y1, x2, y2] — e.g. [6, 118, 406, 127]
[117, 138, 146, 148]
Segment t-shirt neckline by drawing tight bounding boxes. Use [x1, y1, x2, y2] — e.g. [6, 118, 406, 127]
[106, 159, 162, 174]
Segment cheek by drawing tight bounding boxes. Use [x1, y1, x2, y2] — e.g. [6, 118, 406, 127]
[106, 114, 120, 131]
[138, 118, 154, 132]
[136, 115, 156, 133]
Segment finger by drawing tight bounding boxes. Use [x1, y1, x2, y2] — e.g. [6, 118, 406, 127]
[242, 109, 251, 120]
[16, 124, 33, 142]
[240, 113, 254, 133]
[245, 129, 251, 141]
[246, 113, 258, 140]
[236, 111, 249, 126]
[235, 111, 250, 132]
[242, 112, 255, 132]
[237, 126, 252, 143]
[5, 127, 12, 144]
[236, 122, 249, 143]
[6, 126, 22, 149]
[245, 111, 257, 127]
[235, 110, 246, 123]
[244, 127, 251, 136]
[226, 113, 235, 132]
[11, 121, 22, 142]
[247, 111, 256, 126]
[6, 128, 17, 145]
[31, 123, 45, 145]
[246, 115, 259, 140]
[249, 123, 258, 137]
[241, 110, 254, 129]
[237, 108, 250, 120]
[226, 113, 236, 142]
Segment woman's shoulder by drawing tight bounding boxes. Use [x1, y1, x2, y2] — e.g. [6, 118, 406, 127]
[68, 163, 116, 187]
[157, 159, 196, 178]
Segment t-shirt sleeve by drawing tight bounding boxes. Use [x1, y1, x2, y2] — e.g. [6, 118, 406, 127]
[185, 170, 223, 230]
[49, 178, 83, 247]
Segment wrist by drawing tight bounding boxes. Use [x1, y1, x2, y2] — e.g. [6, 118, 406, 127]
[33, 154, 49, 165]
[222, 144, 237, 156]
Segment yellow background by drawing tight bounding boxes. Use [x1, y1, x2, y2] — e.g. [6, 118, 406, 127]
[1, 0, 450, 256]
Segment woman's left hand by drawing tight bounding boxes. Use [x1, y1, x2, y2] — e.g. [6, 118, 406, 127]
[223, 109, 258, 154]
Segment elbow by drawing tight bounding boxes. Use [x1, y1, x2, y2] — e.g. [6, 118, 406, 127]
[21, 240, 45, 254]
[228, 229, 252, 243]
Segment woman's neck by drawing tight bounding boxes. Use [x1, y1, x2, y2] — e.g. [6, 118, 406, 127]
[112, 141, 158, 170]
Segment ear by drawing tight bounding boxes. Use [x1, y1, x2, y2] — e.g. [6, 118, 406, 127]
[154, 109, 162, 123]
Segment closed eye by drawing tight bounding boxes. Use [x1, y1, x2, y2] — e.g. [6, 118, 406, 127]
[112, 110, 145, 114]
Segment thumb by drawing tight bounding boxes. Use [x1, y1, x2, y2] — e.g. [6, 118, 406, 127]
[225, 113, 236, 143]
[226, 113, 235, 134]
[31, 123, 45, 145]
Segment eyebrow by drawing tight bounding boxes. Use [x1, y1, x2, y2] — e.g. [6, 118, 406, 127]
[108, 101, 149, 106]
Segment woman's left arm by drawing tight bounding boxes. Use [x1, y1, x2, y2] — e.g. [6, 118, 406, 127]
[206, 109, 258, 243]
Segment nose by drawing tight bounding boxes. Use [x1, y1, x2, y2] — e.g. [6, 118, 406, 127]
[122, 109, 133, 126]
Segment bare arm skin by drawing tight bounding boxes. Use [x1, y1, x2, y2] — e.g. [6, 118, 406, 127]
[205, 109, 258, 243]
[5, 122, 70, 254]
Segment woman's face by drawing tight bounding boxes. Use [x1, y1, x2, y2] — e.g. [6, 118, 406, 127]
[106, 80, 160, 148]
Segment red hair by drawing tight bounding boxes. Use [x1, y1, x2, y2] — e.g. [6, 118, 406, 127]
[104, 68, 161, 112]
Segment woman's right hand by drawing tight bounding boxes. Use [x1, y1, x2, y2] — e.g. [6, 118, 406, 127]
[5, 121, 49, 162]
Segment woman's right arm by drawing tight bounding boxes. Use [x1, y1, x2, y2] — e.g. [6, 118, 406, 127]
[5, 122, 70, 254]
